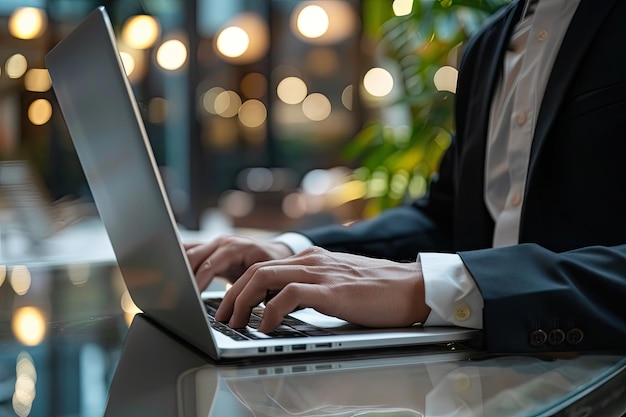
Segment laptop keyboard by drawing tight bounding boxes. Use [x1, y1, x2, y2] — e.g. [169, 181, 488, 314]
[204, 298, 332, 341]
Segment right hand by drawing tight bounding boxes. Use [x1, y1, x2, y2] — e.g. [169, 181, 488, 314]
[184, 235, 294, 291]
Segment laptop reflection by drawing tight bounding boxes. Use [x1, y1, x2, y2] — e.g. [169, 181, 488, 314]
[105, 314, 626, 417]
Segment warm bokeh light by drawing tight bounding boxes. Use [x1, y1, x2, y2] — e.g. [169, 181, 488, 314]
[6, 54, 28, 79]
[218, 190, 255, 218]
[434, 65, 459, 93]
[202, 87, 225, 114]
[214, 90, 242, 118]
[27, 99, 52, 126]
[238, 100, 267, 128]
[9, 265, 31, 296]
[24, 69, 51, 92]
[240, 72, 267, 99]
[156, 39, 188, 71]
[119, 51, 136, 77]
[122, 15, 160, 50]
[296, 5, 329, 39]
[9, 7, 47, 40]
[12, 307, 46, 346]
[292, 2, 357, 44]
[302, 93, 331, 121]
[216, 26, 249, 58]
[215, 13, 269, 64]
[363, 67, 394, 97]
[282, 193, 308, 219]
[393, 0, 414, 16]
[277, 77, 308, 105]
[67, 264, 90, 286]
[13, 352, 36, 417]
[342, 85, 354, 110]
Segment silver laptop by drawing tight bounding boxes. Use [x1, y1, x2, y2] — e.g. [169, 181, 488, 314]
[45, 6, 480, 360]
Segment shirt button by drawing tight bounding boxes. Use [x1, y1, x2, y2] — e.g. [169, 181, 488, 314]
[511, 193, 522, 207]
[516, 111, 528, 125]
[537, 30, 548, 42]
[454, 305, 471, 322]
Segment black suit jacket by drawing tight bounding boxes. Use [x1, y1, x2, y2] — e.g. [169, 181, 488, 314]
[302, 0, 626, 353]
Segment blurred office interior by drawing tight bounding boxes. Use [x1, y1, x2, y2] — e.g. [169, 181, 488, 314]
[0, 2, 509, 416]
[0, 0, 503, 237]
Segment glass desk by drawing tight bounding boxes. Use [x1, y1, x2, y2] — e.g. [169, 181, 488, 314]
[1, 219, 625, 417]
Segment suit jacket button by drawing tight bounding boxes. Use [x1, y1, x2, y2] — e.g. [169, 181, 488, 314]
[566, 328, 584, 345]
[530, 329, 547, 346]
[548, 329, 565, 345]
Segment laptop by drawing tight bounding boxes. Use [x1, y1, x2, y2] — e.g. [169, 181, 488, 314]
[45, 6, 480, 360]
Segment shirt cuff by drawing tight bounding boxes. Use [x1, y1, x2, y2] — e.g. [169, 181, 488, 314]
[419, 252, 484, 329]
[271, 232, 314, 255]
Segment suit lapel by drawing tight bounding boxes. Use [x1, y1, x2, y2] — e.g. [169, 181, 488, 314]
[527, 0, 618, 178]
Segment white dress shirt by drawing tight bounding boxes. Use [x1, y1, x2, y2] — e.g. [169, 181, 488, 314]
[277, 0, 581, 329]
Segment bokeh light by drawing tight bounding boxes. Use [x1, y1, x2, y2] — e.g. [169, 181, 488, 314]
[24, 69, 51, 92]
[296, 5, 329, 39]
[27, 99, 52, 126]
[218, 190, 255, 217]
[363, 67, 394, 97]
[6, 54, 28, 79]
[156, 39, 188, 71]
[215, 13, 269, 64]
[9, 7, 47, 40]
[238, 100, 267, 128]
[119, 51, 136, 77]
[277, 77, 308, 105]
[342, 85, 354, 110]
[12, 307, 46, 346]
[10, 266, 31, 295]
[216, 26, 249, 58]
[13, 352, 37, 417]
[214, 90, 242, 118]
[122, 15, 160, 50]
[238, 167, 274, 192]
[302, 93, 331, 121]
[393, 0, 414, 16]
[434, 65, 459, 93]
[283, 193, 308, 218]
[202, 87, 225, 115]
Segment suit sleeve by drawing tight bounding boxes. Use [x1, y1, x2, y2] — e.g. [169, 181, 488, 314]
[460, 243, 626, 353]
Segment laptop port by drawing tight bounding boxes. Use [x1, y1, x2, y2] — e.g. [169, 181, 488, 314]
[292, 344, 306, 351]
[314, 343, 332, 348]
[274, 346, 283, 352]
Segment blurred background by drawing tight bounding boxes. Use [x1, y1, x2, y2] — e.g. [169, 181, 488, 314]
[0, 2, 511, 416]
[0, 0, 507, 239]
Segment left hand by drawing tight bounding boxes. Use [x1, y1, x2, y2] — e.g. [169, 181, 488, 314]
[215, 246, 431, 332]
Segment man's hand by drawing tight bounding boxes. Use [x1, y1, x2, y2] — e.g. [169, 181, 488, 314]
[215, 246, 431, 332]
[185, 236, 294, 291]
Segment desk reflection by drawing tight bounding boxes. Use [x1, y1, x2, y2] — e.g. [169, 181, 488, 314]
[106, 315, 626, 417]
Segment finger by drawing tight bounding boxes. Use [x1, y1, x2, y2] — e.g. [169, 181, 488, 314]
[258, 283, 329, 332]
[214, 265, 255, 323]
[186, 241, 220, 273]
[226, 264, 320, 328]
